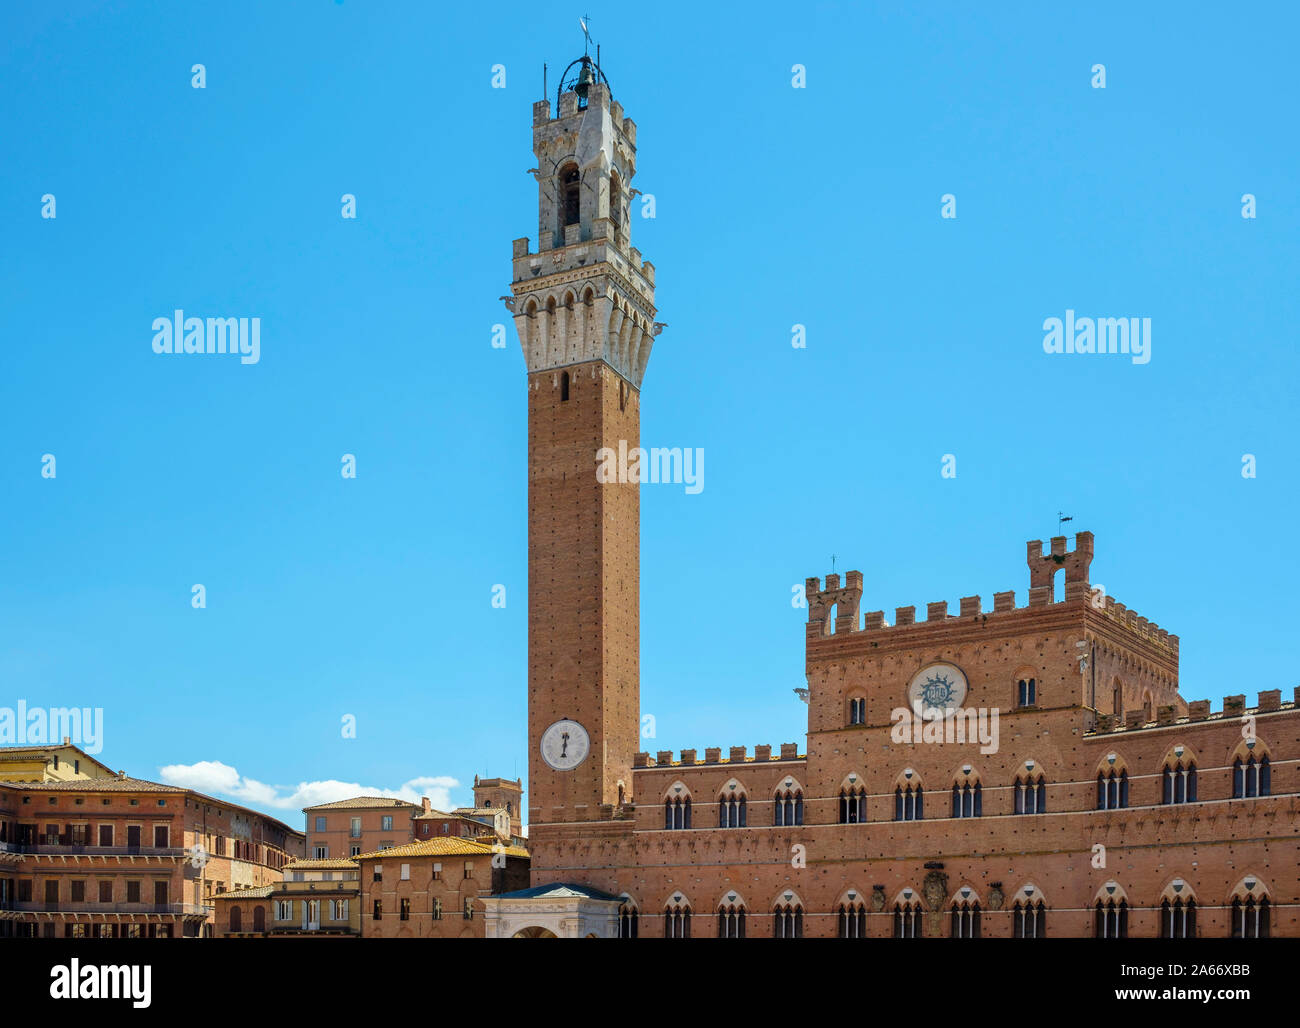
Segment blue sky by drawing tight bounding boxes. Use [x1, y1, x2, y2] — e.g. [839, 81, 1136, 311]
[2, 1, 1296, 828]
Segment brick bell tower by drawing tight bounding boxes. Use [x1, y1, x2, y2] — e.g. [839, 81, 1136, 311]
[506, 55, 660, 831]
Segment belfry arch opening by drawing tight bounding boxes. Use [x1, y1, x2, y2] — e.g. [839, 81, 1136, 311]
[559, 163, 580, 228]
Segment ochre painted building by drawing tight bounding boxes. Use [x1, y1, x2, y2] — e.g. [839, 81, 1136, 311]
[0, 747, 304, 938]
[487, 53, 1299, 939]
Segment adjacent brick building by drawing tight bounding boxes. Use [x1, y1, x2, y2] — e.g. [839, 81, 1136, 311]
[357, 837, 529, 938]
[215, 858, 361, 938]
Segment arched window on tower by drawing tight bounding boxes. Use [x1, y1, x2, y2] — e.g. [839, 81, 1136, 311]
[560, 371, 570, 402]
[1017, 677, 1037, 707]
[848, 696, 866, 725]
[560, 164, 580, 227]
[609, 170, 622, 230]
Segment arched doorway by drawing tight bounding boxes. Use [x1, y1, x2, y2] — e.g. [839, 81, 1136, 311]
[512, 925, 558, 938]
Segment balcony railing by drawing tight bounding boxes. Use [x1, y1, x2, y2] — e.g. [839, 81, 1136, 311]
[1, 901, 210, 917]
[4, 844, 184, 858]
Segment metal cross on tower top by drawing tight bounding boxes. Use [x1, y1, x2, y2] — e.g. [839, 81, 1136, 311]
[580, 15, 593, 54]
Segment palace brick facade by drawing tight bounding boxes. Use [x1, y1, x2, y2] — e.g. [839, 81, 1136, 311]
[499, 55, 1299, 939]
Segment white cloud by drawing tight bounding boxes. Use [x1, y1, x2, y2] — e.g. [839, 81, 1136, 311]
[157, 760, 461, 813]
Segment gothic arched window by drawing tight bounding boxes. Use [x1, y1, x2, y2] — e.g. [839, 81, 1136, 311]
[848, 697, 866, 725]
[1097, 768, 1128, 809]
[774, 787, 803, 826]
[895, 782, 923, 821]
[838, 901, 867, 938]
[1161, 897, 1196, 939]
[1013, 900, 1046, 938]
[839, 784, 866, 824]
[774, 901, 803, 939]
[1162, 755, 1197, 804]
[893, 899, 922, 938]
[664, 898, 690, 938]
[718, 791, 746, 828]
[1014, 771, 1047, 814]
[609, 171, 622, 229]
[951, 780, 981, 818]
[664, 794, 690, 830]
[1095, 898, 1128, 938]
[560, 164, 580, 227]
[1233, 755, 1270, 798]
[717, 901, 746, 938]
[1231, 895, 1269, 939]
[618, 901, 638, 938]
[950, 899, 981, 939]
[1017, 677, 1037, 707]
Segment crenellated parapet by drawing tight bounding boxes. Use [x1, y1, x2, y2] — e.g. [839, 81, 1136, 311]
[1089, 686, 1298, 735]
[634, 742, 804, 768]
[803, 531, 1176, 660]
[805, 571, 862, 641]
[1094, 596, 1179, 656]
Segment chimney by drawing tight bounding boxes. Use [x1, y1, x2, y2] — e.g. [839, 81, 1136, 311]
[421, 797, 431, 813]
[63, 736, 71, 746]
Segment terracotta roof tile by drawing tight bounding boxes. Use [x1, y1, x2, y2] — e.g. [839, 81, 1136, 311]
[301, 796, 421, 811]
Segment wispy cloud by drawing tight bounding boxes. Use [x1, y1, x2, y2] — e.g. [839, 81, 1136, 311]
[157, 760, 460, 812]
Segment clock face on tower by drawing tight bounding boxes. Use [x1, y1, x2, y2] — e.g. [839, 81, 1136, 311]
[540, 719, 590, 771]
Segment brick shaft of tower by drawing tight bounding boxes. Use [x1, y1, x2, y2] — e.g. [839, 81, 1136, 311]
[507, 70, 659, 826]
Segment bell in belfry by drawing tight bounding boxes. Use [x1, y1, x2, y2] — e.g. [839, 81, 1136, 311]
[575, 57, 595, 100]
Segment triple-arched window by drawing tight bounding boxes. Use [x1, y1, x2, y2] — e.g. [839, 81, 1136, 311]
[773, 787, 803, 826]
[1160, 897, 1196, 938]
[1233, 755, 1270, 798]
[840, 782, 866, 824]
[664, 896, 691, 939]
[774, 899, 803, 939]
[951, 780, 981, 818]
[1014, 769, 1047, 814]
[1095, 897, 1128, 938]
[951, 897, 981, 938]
[894, 782, 923, 821]
[664, 793, 691, 830]
[1162, 756, 1197, 804]
[1097, 768, 1128, 809]
[718, 899, 746, 938]
[838, 900, 867, 938]
[718, 790, 747, 828]
[1013, 899, 1046, 938]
